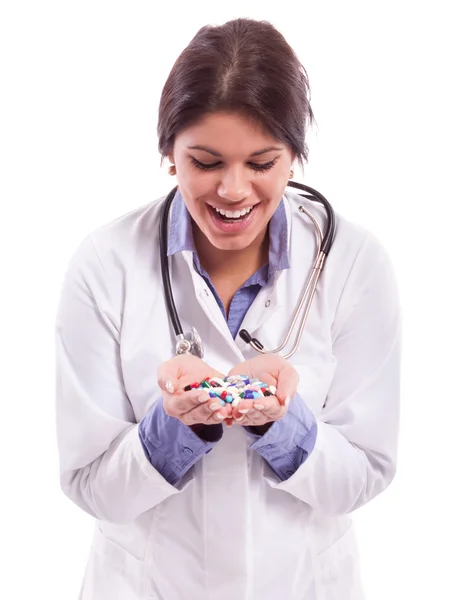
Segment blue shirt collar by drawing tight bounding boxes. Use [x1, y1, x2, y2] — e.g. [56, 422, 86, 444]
[167, 189, 290, 283]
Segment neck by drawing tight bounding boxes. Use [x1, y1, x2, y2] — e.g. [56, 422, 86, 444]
[193, 225, 270, 281]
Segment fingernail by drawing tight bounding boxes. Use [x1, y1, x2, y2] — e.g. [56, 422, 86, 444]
[238, 409, 250, 414]
[235, 416, 245, 422]
[215, 412, 225, 420]
[253, 403, 265, 410]
[198, 394, 209, 403]
[285, 396, 291, 408]
[209, 402, 221, 411]
[165, 380, 174, 394]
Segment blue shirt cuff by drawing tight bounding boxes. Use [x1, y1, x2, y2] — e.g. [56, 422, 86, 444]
[244, 393, 317, 481]
[138, 398, 222, 486]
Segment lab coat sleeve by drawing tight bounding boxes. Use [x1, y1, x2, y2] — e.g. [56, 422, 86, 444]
[55, 236, 183, 523]
[271, 232, 401, 516]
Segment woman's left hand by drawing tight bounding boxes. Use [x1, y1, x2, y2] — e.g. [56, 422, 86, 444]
[227, 354, 299, 427]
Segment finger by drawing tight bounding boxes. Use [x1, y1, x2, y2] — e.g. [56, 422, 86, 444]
[158, 376, 177, 395]
[231, 399, 254, 421]
[157, 363, 179, 394]
[164, 390, 210, 417]
[181, 398, 231, 425]
[234, 410, 268, 427]
[204, 402, 233, 424]
[275, 366, 299, 405]
[254, 398, 286, 423]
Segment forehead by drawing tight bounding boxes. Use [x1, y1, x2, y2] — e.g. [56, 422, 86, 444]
[175, 111, 285, 155]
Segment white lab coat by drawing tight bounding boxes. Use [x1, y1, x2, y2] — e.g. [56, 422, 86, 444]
[56, 189, 401, 600]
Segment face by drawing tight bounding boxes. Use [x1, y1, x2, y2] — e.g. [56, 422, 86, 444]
[169, 112, 294, 253]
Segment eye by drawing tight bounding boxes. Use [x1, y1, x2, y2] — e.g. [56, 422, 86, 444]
[190, 157, 278, 172]
[249, 159, 278, 172]
[190, 157, 221, 170]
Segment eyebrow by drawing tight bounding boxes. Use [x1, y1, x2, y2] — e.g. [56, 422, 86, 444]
[188, 145, 284, 157]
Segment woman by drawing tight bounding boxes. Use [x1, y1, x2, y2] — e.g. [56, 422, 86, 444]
[56, 17, 401, 600]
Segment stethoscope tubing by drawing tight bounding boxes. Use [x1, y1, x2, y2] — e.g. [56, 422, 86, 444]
[159, 181, 336, 352]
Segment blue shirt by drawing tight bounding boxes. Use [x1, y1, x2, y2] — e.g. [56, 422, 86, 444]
[139, 190, 317, 485]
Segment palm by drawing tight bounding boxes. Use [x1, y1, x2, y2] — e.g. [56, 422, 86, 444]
[171, 355, 224, 390]
[229, 355, 282, 387]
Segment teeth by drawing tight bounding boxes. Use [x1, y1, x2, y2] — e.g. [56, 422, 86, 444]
[214, 206, 253, 219]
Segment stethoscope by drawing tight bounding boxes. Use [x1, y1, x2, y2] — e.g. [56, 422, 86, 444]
[159, 180, 336, 360]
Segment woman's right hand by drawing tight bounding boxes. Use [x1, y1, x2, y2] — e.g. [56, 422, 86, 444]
[157, 354, 232, 426]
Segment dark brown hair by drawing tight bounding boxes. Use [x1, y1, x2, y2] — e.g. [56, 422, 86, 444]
[157, 18, 315, 167]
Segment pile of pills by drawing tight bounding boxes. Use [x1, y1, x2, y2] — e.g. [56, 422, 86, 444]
[184, 374, 277, 407]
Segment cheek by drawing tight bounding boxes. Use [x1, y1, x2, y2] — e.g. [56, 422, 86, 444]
[178, 168, 211, 202]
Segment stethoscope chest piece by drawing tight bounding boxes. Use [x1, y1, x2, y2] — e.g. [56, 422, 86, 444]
[175, 326, 204, 358]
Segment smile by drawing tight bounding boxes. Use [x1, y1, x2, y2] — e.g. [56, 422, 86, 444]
[211, 205, 254, 220]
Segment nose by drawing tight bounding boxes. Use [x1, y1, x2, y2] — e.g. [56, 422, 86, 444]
[217, 165, 251, 203]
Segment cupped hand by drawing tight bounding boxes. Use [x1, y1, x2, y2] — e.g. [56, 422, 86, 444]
[157, 354, 232, 426]
[227, 354, 299, 427]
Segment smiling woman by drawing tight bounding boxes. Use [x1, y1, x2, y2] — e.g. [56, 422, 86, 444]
[169, 112, 294, 277]
[56, 16, 401, 600]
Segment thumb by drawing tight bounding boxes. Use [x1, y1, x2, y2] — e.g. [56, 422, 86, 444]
[275, 365, 299, 406]
[157, 362, 178, 394]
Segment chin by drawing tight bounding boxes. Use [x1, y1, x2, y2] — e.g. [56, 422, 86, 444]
[210, 237, 250, 252]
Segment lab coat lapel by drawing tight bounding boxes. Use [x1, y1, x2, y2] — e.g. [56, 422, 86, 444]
[172, 250, 246, 364]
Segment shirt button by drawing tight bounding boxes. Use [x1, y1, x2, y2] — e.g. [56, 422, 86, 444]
[265, 300, 271, 307]
[183, 447, 194, 456]
[285, 470, 294, 479]
[264, 444, 274, 450]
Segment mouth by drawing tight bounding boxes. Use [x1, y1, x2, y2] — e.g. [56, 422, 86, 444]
[210, 204, 255, 223]
[206, 203, 258, 234]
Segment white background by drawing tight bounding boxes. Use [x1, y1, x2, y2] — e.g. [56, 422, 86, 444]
[1, 1, 457, 598]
